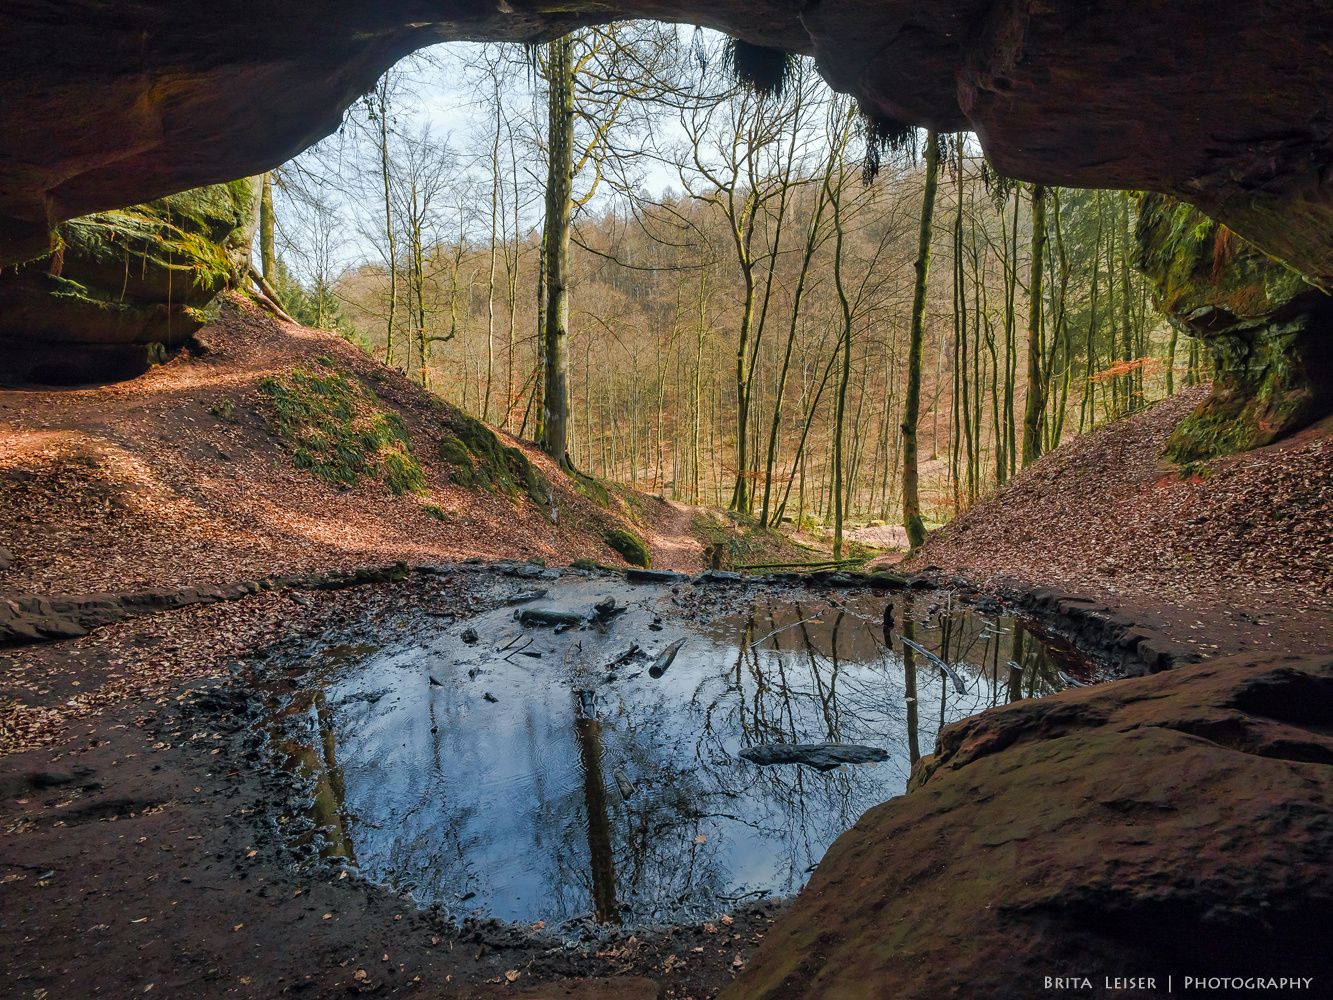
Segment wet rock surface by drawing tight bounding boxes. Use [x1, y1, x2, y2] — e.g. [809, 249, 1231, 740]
[722, 651, 1333, 999]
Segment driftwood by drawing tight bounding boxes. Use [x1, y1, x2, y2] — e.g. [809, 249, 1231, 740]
[899, 635, 968, 695]
[648, 638, 686, 678]
[247, 264, 298, 325]
[740, 743, 888, 772]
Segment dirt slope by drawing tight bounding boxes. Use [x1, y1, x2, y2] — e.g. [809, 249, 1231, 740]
[910, 385, 1333, 644]
[0, 294, 706, 597]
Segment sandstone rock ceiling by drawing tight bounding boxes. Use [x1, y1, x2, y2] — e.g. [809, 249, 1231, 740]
[4, 2, 1333, 283]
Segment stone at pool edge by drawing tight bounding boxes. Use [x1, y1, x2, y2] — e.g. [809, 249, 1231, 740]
[626, 568, 688, 584]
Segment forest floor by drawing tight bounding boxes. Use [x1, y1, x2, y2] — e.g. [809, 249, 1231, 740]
[4, 304, 1332, 999]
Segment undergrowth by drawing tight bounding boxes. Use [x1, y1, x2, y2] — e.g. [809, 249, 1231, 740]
[259, 362, 424, 495]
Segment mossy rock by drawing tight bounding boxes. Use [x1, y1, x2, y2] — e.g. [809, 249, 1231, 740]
[0, 180, 258, 384]
[570, 557, 600, 571]
[437, 412, 550, 510]
[605, 528, 651, 568]
[570, 467, 611, 508]
[260, 364, 424, 495]
[1136, 193, 1333, 461]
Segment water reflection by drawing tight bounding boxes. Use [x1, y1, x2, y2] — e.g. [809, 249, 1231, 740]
[275, 579, 1092, 924]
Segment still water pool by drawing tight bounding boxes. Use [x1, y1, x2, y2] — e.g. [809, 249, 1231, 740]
[275, 576, 1092, 926]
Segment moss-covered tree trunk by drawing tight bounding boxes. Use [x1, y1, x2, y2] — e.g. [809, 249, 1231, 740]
[1021, 183, 1047, 467]
[542, 33, 574, 467]
[902, 131, 939, 553]
[259, 173, 275, 282]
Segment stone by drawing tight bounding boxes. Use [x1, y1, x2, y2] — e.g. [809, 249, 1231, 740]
[0, 181, 257, 384]
[0, 546, 12, 570]
[1136, 194, 1333, 461]
[723, 653, 1333, 999]
[625, 568, 685, 584]
[605, 528, 651, 569]
[694, 569, 744, 585]
[739, 743, 889, 772]
[517, 609, 584, 628]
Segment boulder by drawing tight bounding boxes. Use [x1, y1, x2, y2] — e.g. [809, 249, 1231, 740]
[1136, 194, 1333, 461]
[0, 180, 258, 385]
[722, 652, 1333, 999]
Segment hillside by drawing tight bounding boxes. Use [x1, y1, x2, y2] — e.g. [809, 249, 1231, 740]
[910, 384, 1333, 655]
[0, 294, 716, 597]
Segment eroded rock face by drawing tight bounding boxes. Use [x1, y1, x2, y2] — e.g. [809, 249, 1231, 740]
[0, 181, 257, 385]
[723, 653, 1333, 999]
[1135, 194, 1333, 461]
[3, 2, 1333, 287]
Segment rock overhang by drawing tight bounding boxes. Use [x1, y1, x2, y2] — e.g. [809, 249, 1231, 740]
[3, 1, 1333, 287]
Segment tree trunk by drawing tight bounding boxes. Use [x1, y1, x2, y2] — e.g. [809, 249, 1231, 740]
[259, 173, 276, 282]
[831, 167, 852, 561]
[542, 32, 574, 466]
[1020, 183, 1047, 467]
[377, 79, 396, 368]
[902, 132, 940, 553]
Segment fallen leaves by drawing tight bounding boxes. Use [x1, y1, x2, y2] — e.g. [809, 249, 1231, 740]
[916, 384, 1333, 616]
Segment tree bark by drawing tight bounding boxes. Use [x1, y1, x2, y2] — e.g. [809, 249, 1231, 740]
[902, 132, 940, 553]
[542, 32, 574, 466]
[1020, 183, 1047, 467]
[259, 172, 275, 283]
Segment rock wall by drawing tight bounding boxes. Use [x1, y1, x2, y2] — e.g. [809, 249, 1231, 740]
[0, 181, 257, 385]
[1135, 194, 1333, 462]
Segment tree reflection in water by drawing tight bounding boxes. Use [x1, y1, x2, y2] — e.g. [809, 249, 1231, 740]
[276, 579, 1089, 924]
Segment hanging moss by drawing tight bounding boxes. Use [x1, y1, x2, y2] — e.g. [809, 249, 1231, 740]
[260, 364, 424, 495]
[724, 39, 795, 97]
[605, 528, 651, 568]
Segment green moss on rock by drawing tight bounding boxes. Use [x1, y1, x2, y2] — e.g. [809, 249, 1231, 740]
[605, 528, 651, 568]
[570, 467, 611, 508]
[1136, 193, 1333, 461]
[437, 412, 550, 510]
[260, 364, 424, 495]
[0, 180, 258, 384]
